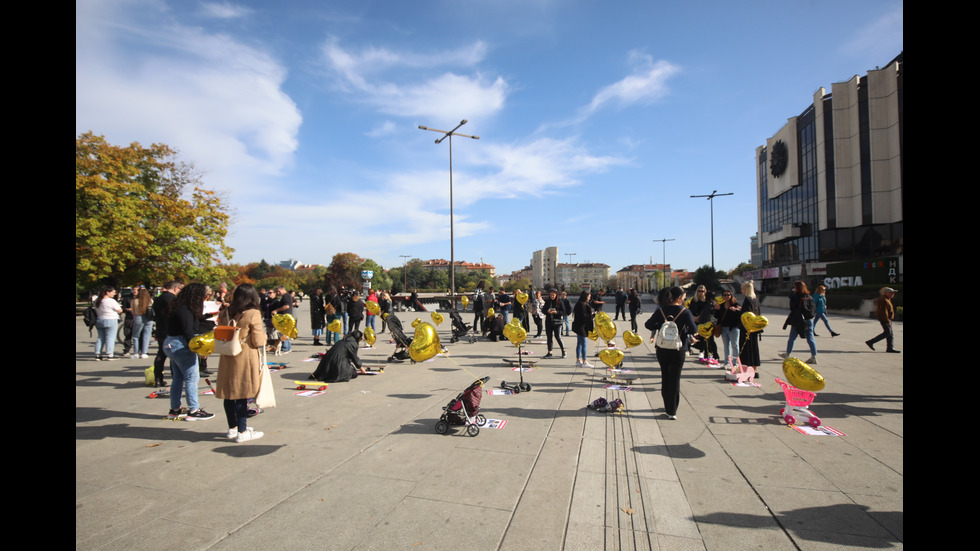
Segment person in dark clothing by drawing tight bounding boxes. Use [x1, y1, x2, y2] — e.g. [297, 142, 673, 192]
[542, 288, 566, 358]
[486, 314, 506, 342]
[163, 282, 214, 421]
[347, 294, 365, 332]
[572, 291, 594, 367]
[647, 286, 698, 420]
[151, 281, 183, 388]
[614, 288, 628, 320]
[688, 286, 719, 362]
[627, 288, 641, 333]
[311, 331, 365, 382]
[310, 288, 326, 346]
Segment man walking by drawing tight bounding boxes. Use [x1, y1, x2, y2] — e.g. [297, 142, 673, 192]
[866, 287, 900, 353]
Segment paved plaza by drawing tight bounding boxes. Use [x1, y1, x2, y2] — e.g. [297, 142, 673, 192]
[76, 301, 902, 550]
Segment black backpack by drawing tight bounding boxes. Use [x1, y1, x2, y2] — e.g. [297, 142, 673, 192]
[799, 295, 816, 320]
[83, 305, 97, 335]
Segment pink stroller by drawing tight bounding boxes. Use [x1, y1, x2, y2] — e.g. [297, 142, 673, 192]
[775, 378, 821, 427]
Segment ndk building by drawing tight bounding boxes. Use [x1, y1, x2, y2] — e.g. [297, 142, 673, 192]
[752, 52, 902, 292]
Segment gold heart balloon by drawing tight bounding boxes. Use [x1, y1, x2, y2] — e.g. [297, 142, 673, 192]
[189, 331, 215, 357]
[503, 319, 527, 347]
[516, 291, 529, 305]
[409, 322, 442, 362]
[588, 329, 598, 341]
[599, 348, 625, 368]
[597, 318, 617, 343]
[411, 318, 422, 328]
[741, 312, 769, 333]
[366, 300, 380, 316]
[486, 307, 495, 319]
[782, 357, 826, 392]
[715, 296, 725, 304]
[327, 319, 342, 333]
[698, 322, 715, 339]
[364, 326, 376, 347]
[461, 296, 469, 309]
[595, 311, 611, 324]
[273, 314, 298, 339]
[623, 331, 642, 348]
[431, 312, 444, 326]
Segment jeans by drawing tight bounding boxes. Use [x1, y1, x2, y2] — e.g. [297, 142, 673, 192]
[326, 314, 340, 344]
[721, 326, 740, 363]
[223, 399, 249, 432]
[94, 318, 118, 357]
[786, 320, 817, 357]
[576, 334, 587, 361]
[132, 315, 154, 356]
[366, 314, 376, 331]
[814, 312, 835, 334]
[342, 312, 349, 335]
[868, 320, 894, 350]
[163, 336, 200, 411]
[563, 316, 570, 336]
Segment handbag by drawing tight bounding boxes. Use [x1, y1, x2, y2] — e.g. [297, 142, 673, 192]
[214, 317, 244, 356]
[255, 347, 277, 408]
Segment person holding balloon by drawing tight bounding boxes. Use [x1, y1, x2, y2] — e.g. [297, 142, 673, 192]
[737, 281, 762, 380]
[215, 284, 267, 442]
[163, 282, 215, 421]
[648, 286, 698, 420]
[542, 289, 566, 359]
[688, 286, 719, 362]
[531, 290, 545, 338]
[714, 290, 742, 367]
[572, 290, 595, 368]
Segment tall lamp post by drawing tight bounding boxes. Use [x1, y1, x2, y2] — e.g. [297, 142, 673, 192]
[564, 252, 576, 289]
[690, 190, 733, 269]
[652, 238, 674, 289]
[419, 120, 480, 308]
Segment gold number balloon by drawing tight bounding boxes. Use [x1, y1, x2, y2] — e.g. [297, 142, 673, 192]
[740, 312, 769, 333]
[273, 314, 298, 339]
[461, 296, 469, 309]
[366, 300, 380, 316]
[599, 348, 624, 368]
[503, 318, 527, 347]
[431, 312, 444, 326]
[364, 326, 376, 347]
[327, 319, 342, 333]
[516, 291, 529, 305]
[623, 331, 642, 348]
[698, 322, 715, 339]
[782, 357, 826, 391]
[189, 331, 215, 357]
[409, 322, 442, 362]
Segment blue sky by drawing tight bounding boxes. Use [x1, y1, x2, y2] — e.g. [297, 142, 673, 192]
[76, 0, 903, 278]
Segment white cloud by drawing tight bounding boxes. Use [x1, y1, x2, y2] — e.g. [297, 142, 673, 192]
[200, 1, 252, 19]
[583, 50, 680, 116]
[321, 38, 509, 121]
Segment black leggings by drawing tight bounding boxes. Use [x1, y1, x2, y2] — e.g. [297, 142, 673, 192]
[546, 321, 564, 354]
[655, 348, 685, 416]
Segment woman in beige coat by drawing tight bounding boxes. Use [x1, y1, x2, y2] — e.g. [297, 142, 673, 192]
[216, 284, 267, 443]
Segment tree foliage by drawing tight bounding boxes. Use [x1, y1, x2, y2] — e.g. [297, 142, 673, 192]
[692, 264, 724, 291]
[76, 132, 233, 287]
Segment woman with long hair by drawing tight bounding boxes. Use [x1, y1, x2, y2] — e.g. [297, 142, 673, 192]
[688, 285, 719, 363]
[627, 288, 641, 333]
[163, 282, 214, 420]
[94, 286, 123, 360]
[571, 290, 594, 368]
[215, 284, 267, 442]
[737, 281, 761, 381]
[531, 290, 544, 338]
[542, 288, 566, 359]
[780, 280, 818, 364]
[714, 289, 742, 367]
[648, 286, 698, 419]
[812, 285, 840, 337]
[131, 287, 155, 359]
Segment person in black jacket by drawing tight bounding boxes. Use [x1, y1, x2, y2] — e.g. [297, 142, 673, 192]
[542, 288, 566, 358]
[310, 288, 326, 346]
[347, 293, 365, 333]
[647, 286, 698, 420]
[162, 282, 214, 421]
[572, 291, 594, 367]
[311, 330, 365, 382]
[151, 281, 182, 388]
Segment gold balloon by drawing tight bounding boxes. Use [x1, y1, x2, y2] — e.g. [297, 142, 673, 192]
[503, 319, 527, 347]
[684, 298, 692, 307]
[366, 300, 380, 316]
[595, 311, 611, 324]
[588, 329, 598, 341]
[189, 332, 215, 357]
[741, 312, 769, 333]
[411, 318, 422, 328]
[364, 326, 376, 346]
[273, 314, 298, 339]
[516, 291, 529, 305]
[409, 322, 442, 362]
[597, 318, 617, 343]
[327, 319, 342, 333]
[715, 296, 725, 304]
[431, 312, 444, 326]
[623, 331, 642, 348]
[782, 357, 826, 392]
[698, 322, 715, 339]
[486, 307, 495, 319]
[461, 296, 469, 309]
[599, 348, 625, 368]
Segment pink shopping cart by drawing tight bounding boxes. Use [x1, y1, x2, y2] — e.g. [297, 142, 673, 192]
[775, 378, 821, 427]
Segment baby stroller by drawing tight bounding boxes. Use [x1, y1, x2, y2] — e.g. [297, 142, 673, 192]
[775, 377, 822, 427]
[448, 308, 476, 344]
[385, 315, 412, 363]
[435, 376, 489, 436]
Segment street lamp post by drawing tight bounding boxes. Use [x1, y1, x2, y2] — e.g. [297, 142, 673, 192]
[419, 120, 480, 308]
[652, 238, 674, 289]
[690, 190, 733, 269]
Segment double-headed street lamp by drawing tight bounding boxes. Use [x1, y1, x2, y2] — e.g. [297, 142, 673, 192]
[418, 120, 480, 307]
[690, 190, 733, 270]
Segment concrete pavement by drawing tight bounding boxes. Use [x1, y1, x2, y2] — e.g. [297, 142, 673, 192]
[76, 302, 902, 550]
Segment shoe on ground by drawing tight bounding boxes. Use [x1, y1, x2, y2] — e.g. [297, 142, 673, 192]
[806, 356, 817, 364]
[236, 428, 264, 443]
[226, 427, 254, 439]
[105, 356, 118, 361]
[185, 408, 215, 421]
[865, 341, 875, 351]
[887, 349, 901, 353]
[543, 353, 553, 358]
[575, 360, 582, 367]
[582, 362, 594, 368]
[831, 332, 840, 337]
[777, 352, 787, 359]
[168, 408, 186, 419]
[561, 352, 567, 358]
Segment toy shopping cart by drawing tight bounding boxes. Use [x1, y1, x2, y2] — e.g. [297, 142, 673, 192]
[775, 377, 822, 427]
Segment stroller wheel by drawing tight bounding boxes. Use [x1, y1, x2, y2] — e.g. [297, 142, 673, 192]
[783, 414, 797, 426]
[435, 420, 449, 434]
[466, 424, 480, 437]
[808, 417, 821, 428]
[477, 414, 486, 426]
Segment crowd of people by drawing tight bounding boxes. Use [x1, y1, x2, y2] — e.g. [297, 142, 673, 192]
[85, 278, 899, 434]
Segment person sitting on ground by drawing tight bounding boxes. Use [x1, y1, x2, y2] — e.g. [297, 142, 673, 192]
[487, 314, 506, 342]
[310, 330, 366, 382]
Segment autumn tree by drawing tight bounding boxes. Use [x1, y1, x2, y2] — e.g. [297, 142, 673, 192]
[76, 132, 234, 287]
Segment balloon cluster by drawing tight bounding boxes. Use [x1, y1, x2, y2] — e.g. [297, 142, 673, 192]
[593, 311, 624, 367]
[409, 321, 442, 362]
[273, 314, 298, 339]
[502, 317, 527, 347]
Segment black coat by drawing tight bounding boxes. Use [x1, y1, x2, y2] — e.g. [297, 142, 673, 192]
[311, 335, 363, 382]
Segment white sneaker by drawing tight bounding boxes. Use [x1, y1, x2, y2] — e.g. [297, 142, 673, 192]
[236, 428, 264, 443]
[226, 427, 253, 439]
[575, 360, 582, 367]
[583, 362, 594, 368]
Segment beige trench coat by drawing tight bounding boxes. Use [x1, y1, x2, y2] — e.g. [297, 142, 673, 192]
[215, 308, 267, 400]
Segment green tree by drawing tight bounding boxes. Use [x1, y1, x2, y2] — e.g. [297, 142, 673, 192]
[325, 252, 363, 291]
[76, 132, 233, 287]
[692, 265, 724, 291]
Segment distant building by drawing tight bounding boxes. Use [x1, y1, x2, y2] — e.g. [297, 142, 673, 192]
[530, 247, 559, 289]
[752, 52, 903, 292]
